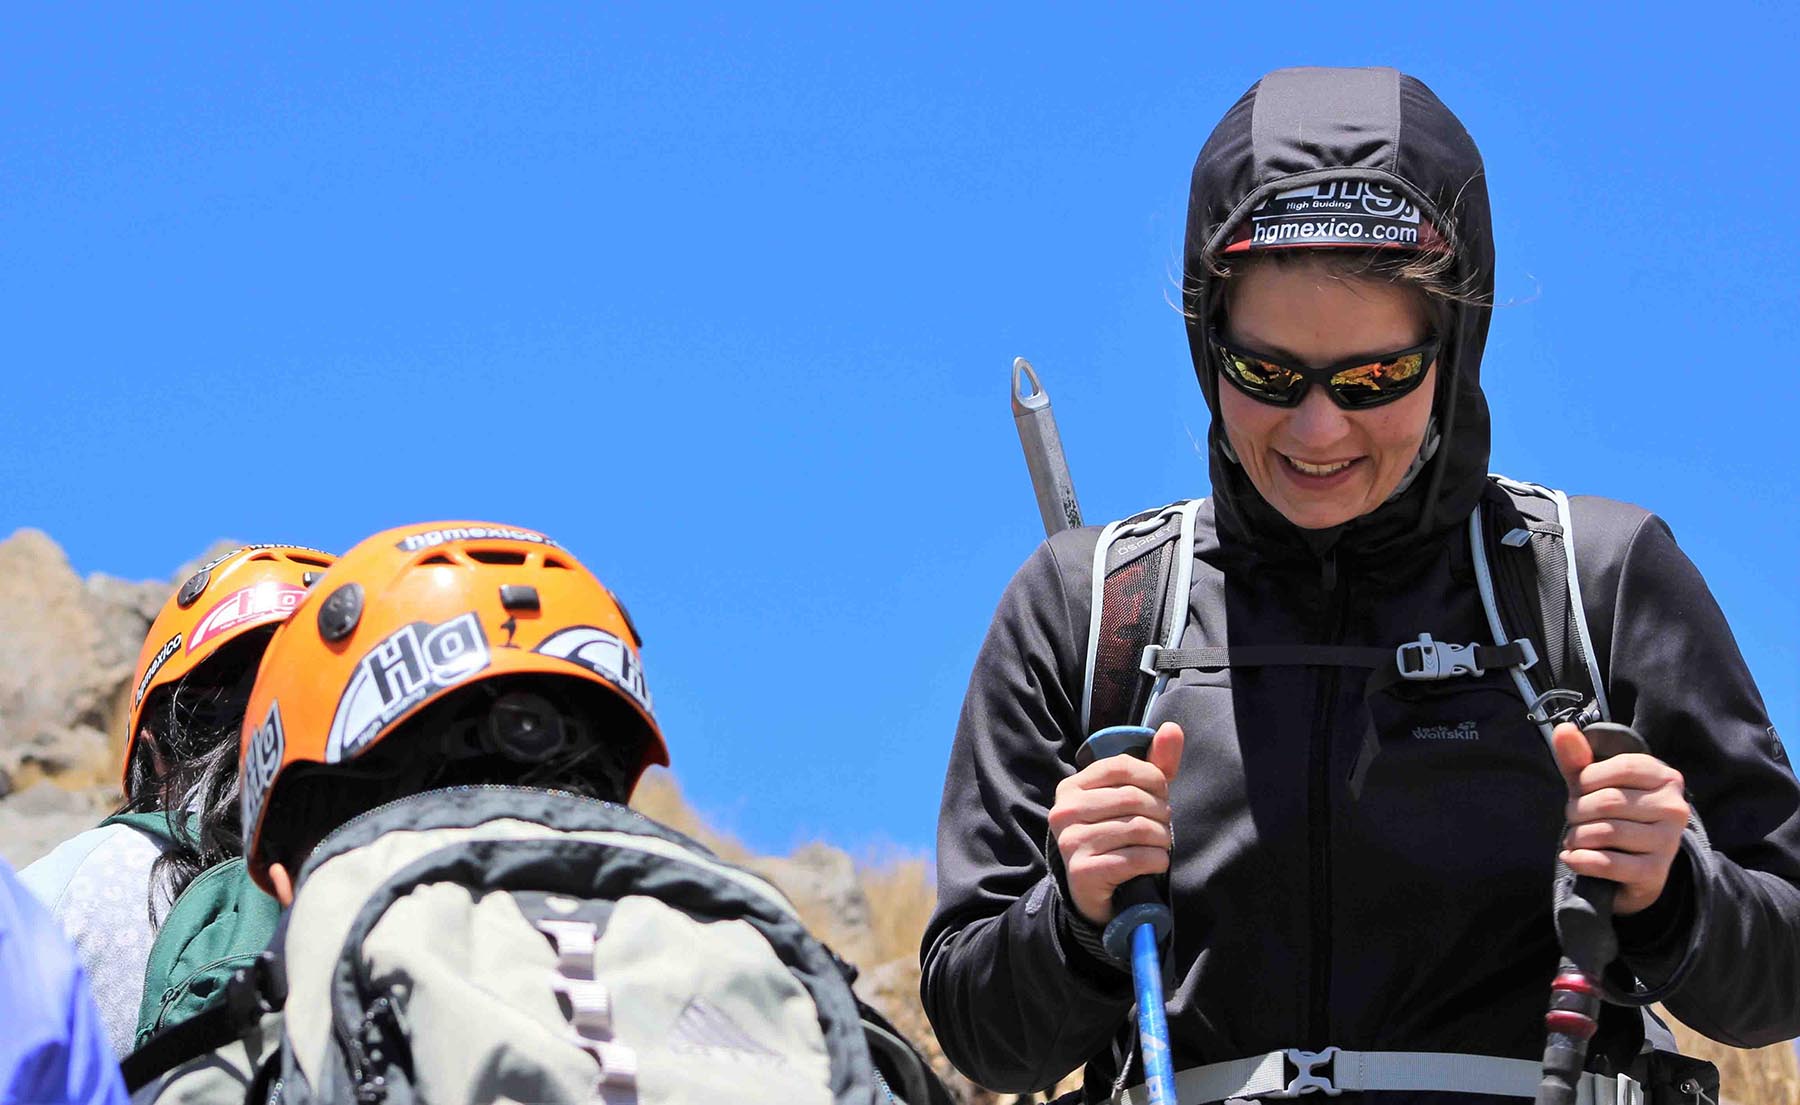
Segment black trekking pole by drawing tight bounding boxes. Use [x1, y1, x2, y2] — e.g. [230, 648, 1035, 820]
[1011, 359, 1179, 1105]
[1537, 720, 1648, 1105]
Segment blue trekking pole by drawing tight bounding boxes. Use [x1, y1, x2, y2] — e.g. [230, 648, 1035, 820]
[1076, 726, 1179, 1105]
[1013, 359, 1179, 1105]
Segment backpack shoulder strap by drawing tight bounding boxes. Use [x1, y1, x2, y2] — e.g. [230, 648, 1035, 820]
[136, 856, 282, 1046]
[97, 810, 193, 848]
[1481, 476, 1611, 729]
[1081, 500, 1204, 735]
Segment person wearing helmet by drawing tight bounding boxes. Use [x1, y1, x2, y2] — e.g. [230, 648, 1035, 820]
[923, 67, 1800, 1102]
[235, 523, 665, 904]
[131, 522, 916, 1105]
[21, 544, 334, 1057]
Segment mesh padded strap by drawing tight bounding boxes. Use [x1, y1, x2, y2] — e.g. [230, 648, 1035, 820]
[1084, 502, 1200, 734]
[1090, 541, 1175, 732]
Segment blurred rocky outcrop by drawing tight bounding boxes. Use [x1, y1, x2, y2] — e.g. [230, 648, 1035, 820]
[0, 529, 173, 796]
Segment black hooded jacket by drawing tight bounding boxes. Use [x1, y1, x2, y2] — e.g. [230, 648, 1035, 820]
[921, 67, 1800, 1101]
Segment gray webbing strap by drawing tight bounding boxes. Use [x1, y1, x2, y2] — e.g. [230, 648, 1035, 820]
[1113, 1049, 1643, 1104]
[1547, 484, 1610, 722]
[1491, 475, 1610, 724]
[1143, 645, 1394, 673]
[1082, 515, 1131, 735]
[1470, 503, 1558, 754]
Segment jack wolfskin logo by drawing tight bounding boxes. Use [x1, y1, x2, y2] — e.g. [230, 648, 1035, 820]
[1412, 721, 1480, 741]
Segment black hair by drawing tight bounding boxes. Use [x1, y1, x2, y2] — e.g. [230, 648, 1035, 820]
[114, 626, 273, 923]
[257, 675, 653, 877]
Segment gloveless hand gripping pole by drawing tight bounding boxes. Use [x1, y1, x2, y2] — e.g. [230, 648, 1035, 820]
[1537, 721, 1649, 1105]
[1077, 726, 1179, 1105]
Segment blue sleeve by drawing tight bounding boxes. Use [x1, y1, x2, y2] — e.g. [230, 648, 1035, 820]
[0, 861, 127, 1105]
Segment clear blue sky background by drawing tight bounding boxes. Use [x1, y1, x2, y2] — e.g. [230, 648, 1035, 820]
[3, 6, 1794, 856]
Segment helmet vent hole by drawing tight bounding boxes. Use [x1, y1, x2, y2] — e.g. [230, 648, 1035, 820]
[467, 549, 527, 566]
[543, 557, 571, 570]
[287, 553, 332, 568]
[249, 552, 277, 562]
[419, 554, 455, 566]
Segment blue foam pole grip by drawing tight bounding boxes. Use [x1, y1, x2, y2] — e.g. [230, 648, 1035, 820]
[1132, 921, 1178, 1105]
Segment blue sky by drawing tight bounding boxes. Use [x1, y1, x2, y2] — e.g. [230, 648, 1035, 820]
[3, 6, 1795, 856]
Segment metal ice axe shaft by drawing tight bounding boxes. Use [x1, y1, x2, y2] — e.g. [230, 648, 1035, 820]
[1010, 358, 1177, 1105]
[1012, 358, 1084, 533]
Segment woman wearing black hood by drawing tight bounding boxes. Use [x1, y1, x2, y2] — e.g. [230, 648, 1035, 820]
[921, 67, 1800, 1103]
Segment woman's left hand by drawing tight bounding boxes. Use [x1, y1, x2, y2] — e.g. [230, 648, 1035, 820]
[1551, 722, 1689, 916]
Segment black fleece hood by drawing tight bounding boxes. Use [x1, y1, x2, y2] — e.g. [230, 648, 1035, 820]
[1183, 67, 1495, 562]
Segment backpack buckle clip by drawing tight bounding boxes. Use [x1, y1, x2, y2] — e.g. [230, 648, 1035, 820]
[1397, 634, 1482, 680]
[1274, 1046, 1342, 1096]
[1138, 645, 1164, 677]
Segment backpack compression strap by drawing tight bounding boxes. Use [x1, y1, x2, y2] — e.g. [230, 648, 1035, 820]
[119, 949, 287, 1093]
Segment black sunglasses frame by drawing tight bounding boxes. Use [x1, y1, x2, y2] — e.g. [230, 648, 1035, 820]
[1210, 327, 1441, 410]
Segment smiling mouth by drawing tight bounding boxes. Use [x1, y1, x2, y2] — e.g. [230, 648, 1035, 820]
[1281, 454, 1361, 477]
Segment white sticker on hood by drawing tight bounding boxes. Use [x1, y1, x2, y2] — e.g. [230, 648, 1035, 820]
[1224, 179, 1448, 253]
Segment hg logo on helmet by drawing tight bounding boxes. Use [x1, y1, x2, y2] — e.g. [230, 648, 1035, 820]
[326, 612, 492, 763]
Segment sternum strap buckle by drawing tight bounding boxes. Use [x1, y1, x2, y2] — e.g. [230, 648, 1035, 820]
[1274, 1046, 1342, 1097]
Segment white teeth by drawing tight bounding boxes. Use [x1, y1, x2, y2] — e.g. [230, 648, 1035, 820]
[1285, 455, 1354, 476]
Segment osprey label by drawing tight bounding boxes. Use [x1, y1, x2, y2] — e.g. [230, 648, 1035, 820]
[241, 701, 285, 832]
[326, 612, 491, 762]
[534, 626, 652, 714]
[134, 633, 184, 706]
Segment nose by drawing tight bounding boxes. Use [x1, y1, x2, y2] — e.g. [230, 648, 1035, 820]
[1286, 382, 1352, 447]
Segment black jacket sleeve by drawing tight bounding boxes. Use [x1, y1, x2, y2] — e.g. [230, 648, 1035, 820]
[1597, 508, 1800, 1046]
[918, 535, 1134, 1093]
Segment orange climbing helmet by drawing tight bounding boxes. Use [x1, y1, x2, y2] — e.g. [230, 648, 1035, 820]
[123, 544, 337, 798]
[238, 522, 666, 889]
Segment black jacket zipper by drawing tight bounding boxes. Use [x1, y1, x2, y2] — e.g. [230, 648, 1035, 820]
[1308, 550, 1350, 1049]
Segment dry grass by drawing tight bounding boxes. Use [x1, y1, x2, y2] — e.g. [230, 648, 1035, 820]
[1664, 1010, 1800, 1105]
[859, 849, 937, 967]
[628, 767, 752, 864]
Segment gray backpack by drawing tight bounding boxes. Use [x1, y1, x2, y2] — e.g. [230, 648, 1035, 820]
[130, 785, 941, 1105]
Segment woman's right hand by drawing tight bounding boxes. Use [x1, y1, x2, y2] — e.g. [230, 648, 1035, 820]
[1047, 721, 1185, 927]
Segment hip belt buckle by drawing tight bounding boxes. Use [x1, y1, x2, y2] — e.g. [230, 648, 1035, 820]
[1271, 1046, 1342, 1097]
[1397, 634, 1482, 680]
